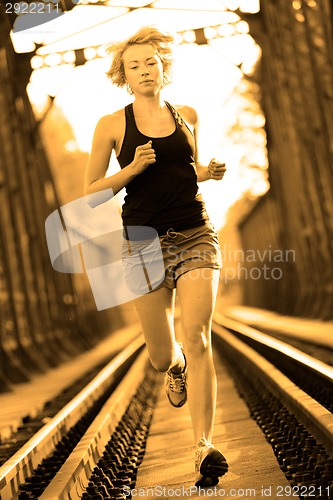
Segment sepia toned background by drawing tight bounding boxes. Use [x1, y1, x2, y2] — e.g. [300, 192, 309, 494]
[0, 0, 332, 391]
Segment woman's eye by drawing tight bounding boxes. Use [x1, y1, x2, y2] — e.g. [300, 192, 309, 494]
[148, 62, 156, 66]
[130, 66, 138, 70]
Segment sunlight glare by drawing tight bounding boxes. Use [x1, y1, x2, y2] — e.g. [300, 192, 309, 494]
[22, 6, 265, 231]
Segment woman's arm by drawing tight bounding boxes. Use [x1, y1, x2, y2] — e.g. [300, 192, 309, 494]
[195, 163, 210, 182]
[196, 159, 226, 182]
[85, 114, 134, 198]
[84, 114, 156, 199]
[177, 105, 226, 183]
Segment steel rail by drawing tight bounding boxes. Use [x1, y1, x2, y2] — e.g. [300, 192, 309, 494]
[0, 335, 145, 500]
[39, 348, 150, 500]
[214, 312, 333, 383]
[212, 314, 333, 455]
[2, 313, 332, 498]
[41, 315, 333, 499]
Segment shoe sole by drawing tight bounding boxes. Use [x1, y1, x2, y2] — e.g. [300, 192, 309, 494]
[166, 391, 187, 408]
[195, 449, 228, 487]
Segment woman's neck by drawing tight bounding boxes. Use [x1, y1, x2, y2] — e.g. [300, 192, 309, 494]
[133, 94, 165, 117]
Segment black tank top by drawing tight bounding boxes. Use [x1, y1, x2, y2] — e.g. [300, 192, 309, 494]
[117, 101, 208, 235]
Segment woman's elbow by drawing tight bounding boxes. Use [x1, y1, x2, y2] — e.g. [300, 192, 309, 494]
[84, 181, 99, 207]
[84, 180, 114, 208]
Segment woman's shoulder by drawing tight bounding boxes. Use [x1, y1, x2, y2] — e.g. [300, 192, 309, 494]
[97, 108, 125, 127]
[94, 108, 126, 141]
[174, 104, 198, 126]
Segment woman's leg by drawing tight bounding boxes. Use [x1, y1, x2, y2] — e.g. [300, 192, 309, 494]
[176, 267, 219, 444]
[176, 267, 228, 486]
[134, 286, 185, 373]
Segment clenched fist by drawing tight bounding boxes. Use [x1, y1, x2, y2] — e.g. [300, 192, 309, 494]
[208, 158, 226, 180]
[131, 141, 156, 174]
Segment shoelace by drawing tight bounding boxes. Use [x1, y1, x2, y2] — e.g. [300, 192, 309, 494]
[197, 436, 213, 448]
[195, 437, 214, 472]
[167, 371, 186, 393]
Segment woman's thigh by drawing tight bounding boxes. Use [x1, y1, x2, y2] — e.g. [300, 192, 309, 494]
[176, 268, 220, 345]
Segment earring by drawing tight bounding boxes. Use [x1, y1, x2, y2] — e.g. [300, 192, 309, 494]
[126, 83, 133, 95]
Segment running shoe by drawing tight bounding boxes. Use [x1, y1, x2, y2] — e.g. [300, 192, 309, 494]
[194, 437, 228, 487]
[164, 343, 187, 408]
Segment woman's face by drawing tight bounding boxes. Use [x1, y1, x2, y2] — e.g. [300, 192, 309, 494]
[123, 43, 164, 96]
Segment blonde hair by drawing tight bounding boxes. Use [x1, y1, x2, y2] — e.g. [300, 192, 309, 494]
[106, 26, 174, 88]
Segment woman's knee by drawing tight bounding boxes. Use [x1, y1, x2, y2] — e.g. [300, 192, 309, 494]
[182, 321, 211, 356]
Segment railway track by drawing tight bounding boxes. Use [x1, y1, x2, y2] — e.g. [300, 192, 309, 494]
[213, 313, 333, 499]
[0, 316, 332, 499]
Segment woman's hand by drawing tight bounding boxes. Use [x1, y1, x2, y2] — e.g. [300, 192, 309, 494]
[208, 158, 226, 180]
[131, 140, 156, 174]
